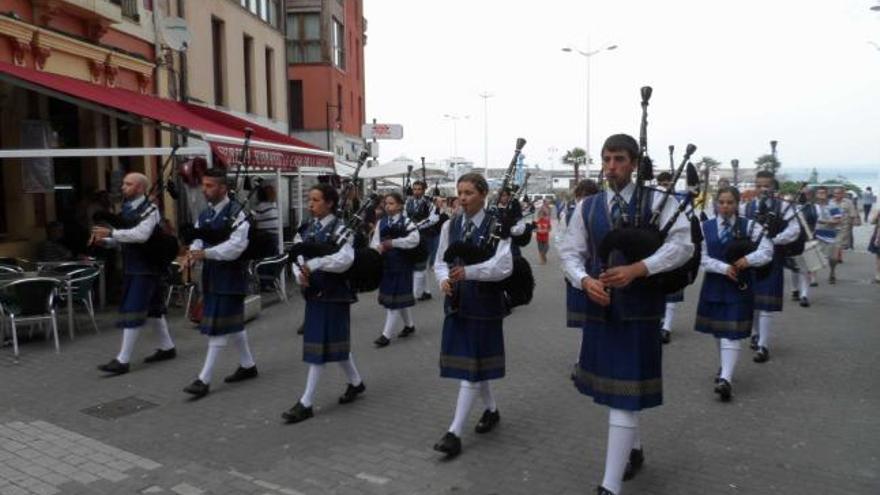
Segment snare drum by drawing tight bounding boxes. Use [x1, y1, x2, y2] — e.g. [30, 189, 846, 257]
[794, 239, 828, 273]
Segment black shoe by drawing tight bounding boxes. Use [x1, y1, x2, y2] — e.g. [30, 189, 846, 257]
[97, 359, 130, 375]
[281, 402, 313, 424]
[622, 448, 645, 481]
[749, 334, 759, 351]
[660, 330, 671, 344]
[810, 282, 818, 287]
[143, 348, 176, 364]
[433, 431, 462, 458]
[596, 485, 615, 495]
[799, 297, 810, 308]
[715, 378, 733, 402]
[338, 382, 366, 404]
[791, 290, 800, 301]
[417, 292, 433, 301]
[374, 335, 390, 347]
[399, 326, 416, 338]
[754, 346, 770, 363]
[297, 324, 304, 335]
[828, 275, 836, 285]
[224, 365, 259, 383]
[183, 379, 210, 398]
[474, 409, 500, 434]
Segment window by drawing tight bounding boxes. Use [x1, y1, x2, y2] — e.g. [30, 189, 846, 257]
[332, 18, 345, 70]
[336, 84, 343, 126]
[265, 47, 275, 119]
[286, 13, 321, 64]
[211, 17, 226, 106]
[289, 80, 304, 130]
[243, 35, 254, 114]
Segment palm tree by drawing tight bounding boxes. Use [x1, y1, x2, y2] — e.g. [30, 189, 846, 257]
[562, 147, 587, 184]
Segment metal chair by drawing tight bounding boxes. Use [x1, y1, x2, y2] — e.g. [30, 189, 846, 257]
[165, 261, 197, 316]
[0, 277, 62, 357]
[251, 253, 289, 302]
[0, 264, 23, 274]
[58, 267, 101, 338]
[38, 261, 97, 276]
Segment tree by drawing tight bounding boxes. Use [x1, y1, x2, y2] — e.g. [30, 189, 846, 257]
[562, 147, 587, 184]
[695, 156, 721, 170]
[808, 167, 819, 183]
[755, 154, 781, 174]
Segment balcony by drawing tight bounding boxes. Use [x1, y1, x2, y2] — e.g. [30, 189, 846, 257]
[109, 0, 140, 22]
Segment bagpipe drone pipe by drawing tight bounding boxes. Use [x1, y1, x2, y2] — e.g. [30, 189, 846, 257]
[442, 137, 535, 310]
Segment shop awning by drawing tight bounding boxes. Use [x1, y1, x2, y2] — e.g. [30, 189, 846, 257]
[0, 61, 334, 173]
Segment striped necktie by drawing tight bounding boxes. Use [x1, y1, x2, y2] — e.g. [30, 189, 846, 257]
[610, 194, 626, 227]
[463, 219, 476, 240]
[720, 218, 732, 244]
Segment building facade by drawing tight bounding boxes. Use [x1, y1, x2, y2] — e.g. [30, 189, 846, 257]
[285, 0, 366, 162]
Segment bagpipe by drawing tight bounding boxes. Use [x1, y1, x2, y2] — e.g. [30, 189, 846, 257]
[396, 158, 432, 264]
[721, 216, 773, 290]
[178, 129, 276, 261]
[287, 151, 384, 293]
[90, 147, 181, 267]
[596, 86, 702, 295]
[443, 138, 535, 309]
[753, 188, 807, 258]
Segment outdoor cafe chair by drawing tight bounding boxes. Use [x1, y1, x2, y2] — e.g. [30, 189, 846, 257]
[0, 277, 62, 358]
[251, 253, 289, 302]
[58, 267, 101, 338]
[166, 261, 197, 316]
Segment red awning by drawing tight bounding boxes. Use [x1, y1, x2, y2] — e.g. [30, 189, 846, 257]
[0, 61, 334, 172]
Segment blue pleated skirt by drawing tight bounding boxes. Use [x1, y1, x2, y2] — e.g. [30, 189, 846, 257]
[439, 314, 505, 382]
[302, 300, 351, 364]
[694, 299, 754, 340]
[116, 275, 165, 328]
[199, 293, 244, 336]
[754, 255, 784, 312]
[565, 281, 587, 329]
[378, 269, 415, 309]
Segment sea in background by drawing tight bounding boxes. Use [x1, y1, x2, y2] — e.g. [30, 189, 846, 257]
[781, 167, 880, 192]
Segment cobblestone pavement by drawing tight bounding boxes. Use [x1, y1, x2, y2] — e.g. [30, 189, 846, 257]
[1, 228, 878, 494]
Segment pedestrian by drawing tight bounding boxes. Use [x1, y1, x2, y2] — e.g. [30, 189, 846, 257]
[372, 192, 419, 347]
[559, 134, 693, 495]
[252, 183, 280, 255]
[827, 187, 858, 281]
[182, 168, 258, 398]
[695, 186, 773, 401]
[789, 186, 819, 307]
[432, 172, 513, 459]
[282, 183, 365, 424]
[535, 206, 551, 264]
[741, 171, 801, 363]
[406, 180, 439, 301]
[868, 201, 880, 283]
[95, 173, 176, 376]
[863, 187, 876, 222]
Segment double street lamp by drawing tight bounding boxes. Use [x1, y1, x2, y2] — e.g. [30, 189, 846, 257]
[562, 42, 618, 180]
[443, 113, 469, 158]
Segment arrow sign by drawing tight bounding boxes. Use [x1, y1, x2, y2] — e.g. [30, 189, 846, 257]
[362, 123, 404, 140]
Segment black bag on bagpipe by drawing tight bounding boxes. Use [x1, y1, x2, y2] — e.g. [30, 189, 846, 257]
[382, 222, 429, 265]
[93, 207, 179, 268]
[178, 202, 275, 261]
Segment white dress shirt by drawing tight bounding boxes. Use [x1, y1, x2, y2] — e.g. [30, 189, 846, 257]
[370, 213, 420, 250]
[291, 214, 355, 284]
[559, 182, 694, 288]
[739, 198, 802, 246]
[700, 216, 774, 275]
[105, 196, 159, 247]
[189, 196, 250, 261]
[433, 209, 513, 285]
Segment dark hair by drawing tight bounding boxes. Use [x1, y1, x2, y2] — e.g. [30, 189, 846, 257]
[815, 186, 828, 193]
[574, 179, 599, 199]
[310, 183, 338, 209]
[656, 171, 673, 183]
[602, 134, 639, 160]
[755, 170, 775, 180]
[457, 172, 489, 195]
[384, 191, 404, 205]
[257, 184, 276, 202]
[203, 168, 229, 187]
[412, 180, 426, 188]
[716, 186, 741, 203]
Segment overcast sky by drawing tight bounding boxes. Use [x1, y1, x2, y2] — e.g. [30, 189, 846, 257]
[362, 0, 880, 172]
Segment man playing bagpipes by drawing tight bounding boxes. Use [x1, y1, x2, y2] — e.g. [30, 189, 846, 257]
[181, 168, 259, 398]
[94, 173, 177, 375]
[559, 132, 694, 495]
[406, 180, 440, 301]
[740, 171, 801, 364]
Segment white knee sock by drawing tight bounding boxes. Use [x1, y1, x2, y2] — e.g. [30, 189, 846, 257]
[719, 338, 741, 382]
[757, 311, 772, 349]
[752, 310, 760, 339]
[230, 330, 256, 368]
[413, 270, 426, 297]
[116, 327, 141, 364]
[149, 317, 174, 351]
[400, 308, 414, 328]
[798, 273, 809, 299]
[479, 381, 497, 412]
[198, 336, 228, 384]
[662, 303, 676, 332]
[300, 364, 324, 407]
[790, 270, 799, 292]
[602, 409, 639, 494]
[382, 309, 400, 338]
[338, 353, 363, 386]
[448, 381, 479, 437]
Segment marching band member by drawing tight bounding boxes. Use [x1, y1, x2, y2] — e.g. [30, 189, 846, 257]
[406, 180, 440, 301]
[656, 171, 682, 344]
[695, 186, 772, 401]
[283, 184, 365, 424]
[559, 135, 693, 495]
[432, 173, 513, 459]
[182, 169, 258, 398]
[95, 173, 176, 375]
[372, 192, 420, 347]
[789, 187, 819, 307]
[741, 171, 801, 363]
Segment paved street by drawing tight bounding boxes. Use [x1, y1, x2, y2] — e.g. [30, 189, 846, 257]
[1, 225, 879, 495]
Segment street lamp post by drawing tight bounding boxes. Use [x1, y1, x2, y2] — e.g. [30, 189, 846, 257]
[562, 42, 618, 178]
[443, 113, 469, 157]
[478, 92, 493, 174]
[731, 159, 739, 187]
